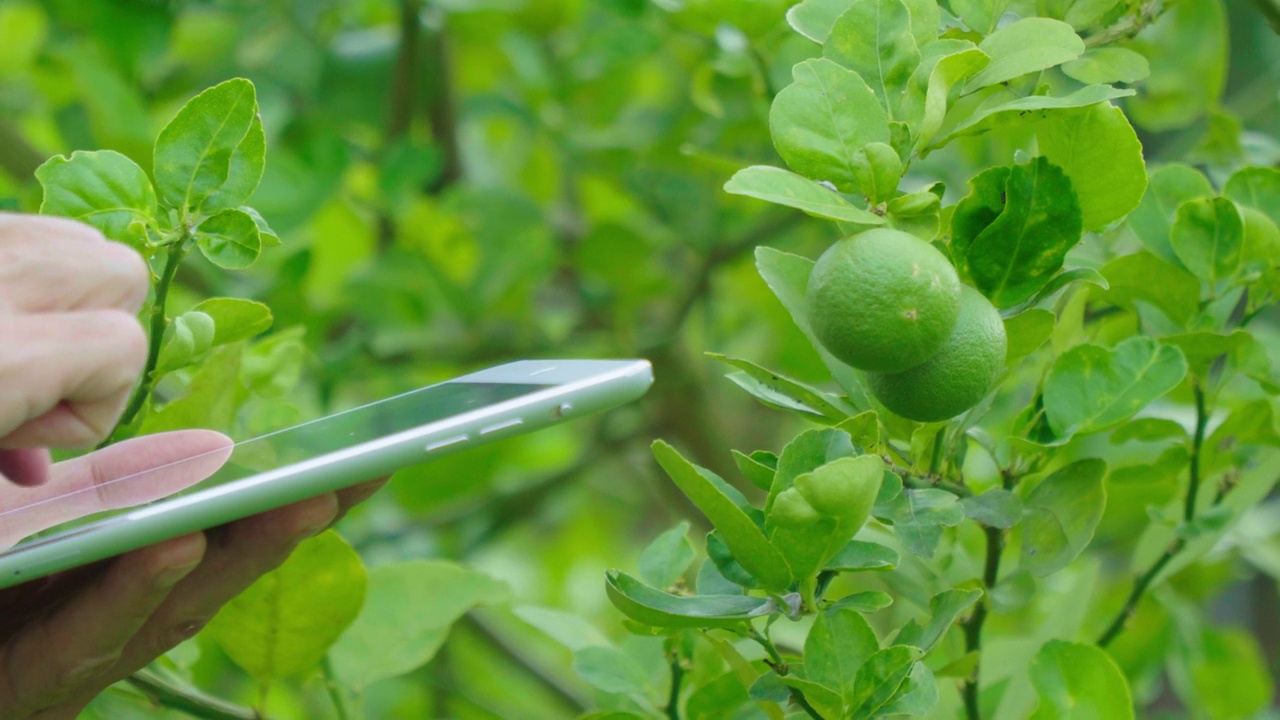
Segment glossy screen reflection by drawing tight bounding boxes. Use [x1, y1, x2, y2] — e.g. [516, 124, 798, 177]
[0, 382, 548, 549]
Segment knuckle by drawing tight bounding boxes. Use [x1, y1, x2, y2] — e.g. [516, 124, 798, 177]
[99, 243, 150, 308]
[49, 652, 119, 696]
[97, 310, 148, 372]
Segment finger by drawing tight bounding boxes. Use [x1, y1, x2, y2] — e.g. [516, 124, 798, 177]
[0, 533, 204, 717]
[0, 431, 233, 549]
[0, 449, 51, 487]
[0, 214, 150, 315]
[94, 494, 340, 679]
[0, 311, 147, 449]
[328, 476, 388, 528]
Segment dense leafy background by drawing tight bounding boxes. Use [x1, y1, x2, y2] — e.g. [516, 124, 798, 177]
[1, 0, 1279, 718]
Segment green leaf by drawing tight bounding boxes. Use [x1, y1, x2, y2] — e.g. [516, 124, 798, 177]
[140, 345, 241, 434]
[1004, 309, 1055, 364]
[786, 0, 853, 43]
[241, 327, 305, 399]
[652, 441, 793, 591]
[851, 142, 903, 204]
[638, 522, 696, 589]
[966, 18, 1084, 90]
[685, 672, 752, 720]
[512, 606, 610, 652]
[1127, 164, 1215, 266]
[35, 150, 157, 250]
[941, 84, 1134, 143]
[1170, 196, 1244, 288]
[877, 662, 939, 716]
[847, 646, 923, 716]
[1175, 628, 1273, 719]
[804, 606, 880, 706]
[1097, 251, 1201, 326]
[885, 186, 942, 240]
[724, 166, 886, 225]
[705, 531, 759, 590]
[154, 77, 258, 214]
[949, 0, 1010, 33]
[882, 489, 965, 558]
[732, 450, 776, 492]
[755, 247, 868, 404]
[829, 591, 895, 613]
[202, 113, 265, 214]
[154, 310, 215, 376]
[1000, 267, 1109, 318]
[823, 540, 899, 572]
[239, 205, 281, 246]
[769, 58, 891, 193]
[208, 531, 366, 681]
[951, 157, 1083, 308]
[1018, 459, 1108, 577]
[709, 353, 856, 423]
[1163, 329, 1252, 378]
[780, 675, 844, 718]
[1043, 337, 1189, 438]
[328, 561, 509, 691]
[823, 0, 920, 121]
[1035, 103, 1146, 231]
[1111, 418, 1189, 445]
[960, 488, 1024, 528]
[894, 588, 982, 653]
[1223, 166, 1280, 228]
[915, 46, 990, 149]
[770, 428, 856, 510]
[1125, 0, 1227, 132]
[1061, 47, 1150, 85]
[190, 297, 273, 347]
[195, 208, 263, 269]
[604, 570, 783, 629]
[574, 646, 650, 696]
[1030, 640, 1134, 719]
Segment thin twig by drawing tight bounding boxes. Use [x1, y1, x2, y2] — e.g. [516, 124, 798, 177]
[1083, 0, 1170, 47]
[124, 669, 266, 720]
[1097, 378, 1209, 647]
[665, 652, 684, 720]
[1184, 383, 1208, 522]
[322, 656, 356, 720]
[103, 239, 189, 446]
[461, 613, 590, 713]
[961, 523, 1003, 720]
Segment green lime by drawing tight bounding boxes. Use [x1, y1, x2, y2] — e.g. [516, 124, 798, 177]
[868, 285, 1006, 422]
[807, 228, 962, 372]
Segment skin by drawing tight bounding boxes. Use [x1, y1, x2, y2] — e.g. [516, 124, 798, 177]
[0, 213, 386, 718]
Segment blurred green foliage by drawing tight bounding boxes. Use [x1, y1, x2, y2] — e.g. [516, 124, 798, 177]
[2, 0, 1280, 718]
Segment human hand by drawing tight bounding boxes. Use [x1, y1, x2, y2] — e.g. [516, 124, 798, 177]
[0, 214, 389, 718]
[0, 432, 385, 718]
[0, 213, 152, 486]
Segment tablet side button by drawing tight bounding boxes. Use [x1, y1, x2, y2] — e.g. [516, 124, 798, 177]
[479, 418, 523, 436]
[425, 435, 469, 452]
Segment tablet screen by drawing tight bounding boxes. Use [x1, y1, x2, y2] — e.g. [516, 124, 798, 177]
[1, 381, 550, 549]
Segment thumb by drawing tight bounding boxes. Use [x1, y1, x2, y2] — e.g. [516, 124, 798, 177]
[0, 449, 50, 487]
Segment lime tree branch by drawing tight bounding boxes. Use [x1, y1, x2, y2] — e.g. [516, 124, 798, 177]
[104, 238, 190, 446]
[1083, 0, 1173, 47]
[746, 627, 823, 720]
[961, 523, 1004, 720]
[665, 651, 685, 720]
[1097, 382, 1209, 648]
